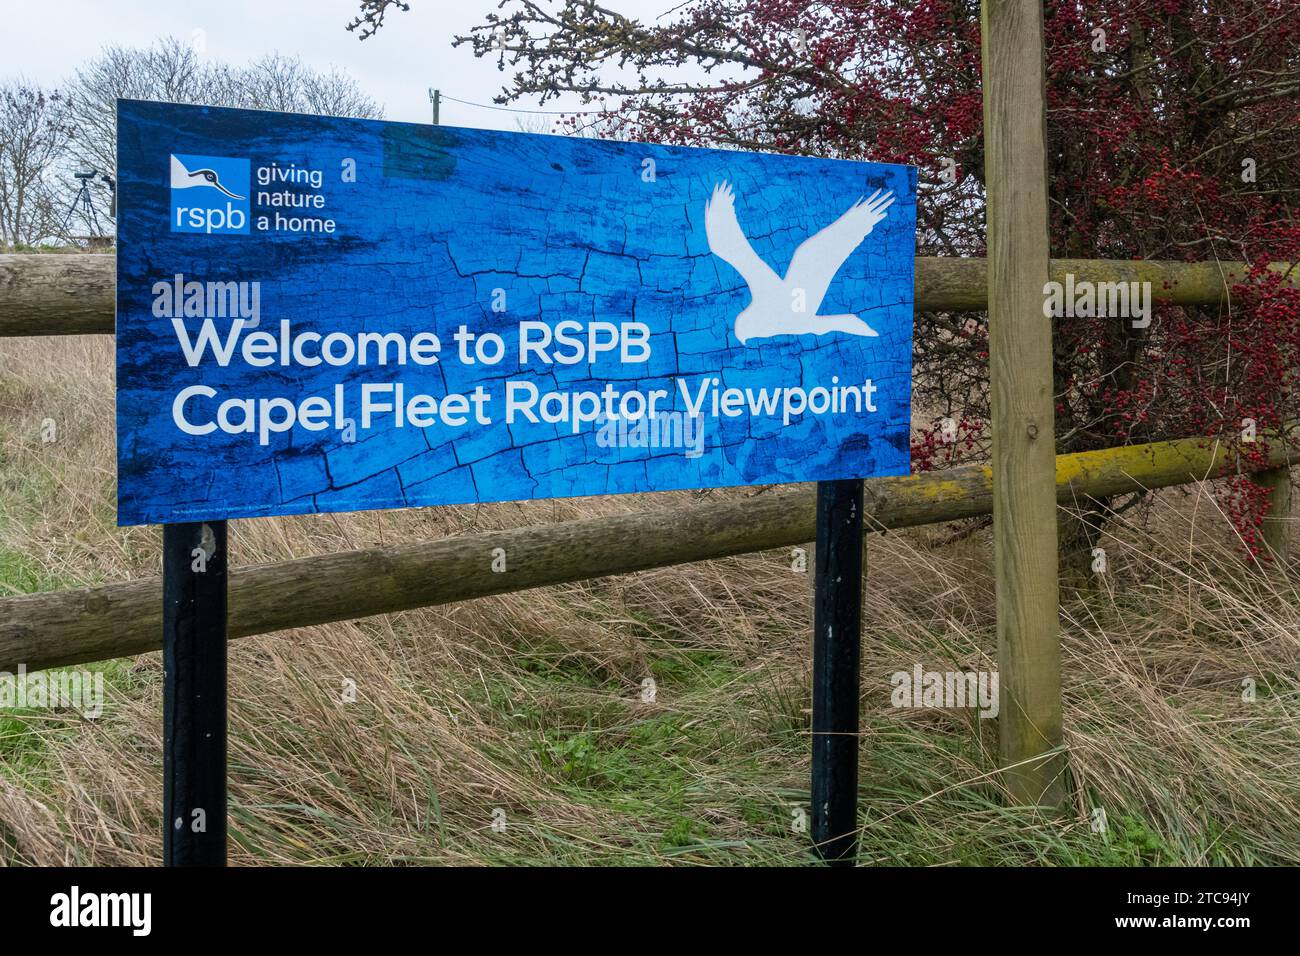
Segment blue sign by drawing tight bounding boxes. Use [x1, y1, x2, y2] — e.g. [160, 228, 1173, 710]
[116, 100, 916, 525]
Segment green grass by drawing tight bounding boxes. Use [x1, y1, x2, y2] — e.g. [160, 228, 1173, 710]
[0, 410, 137, 804]
[0, 544, 64, 597]
[366, 634, 1139, 866]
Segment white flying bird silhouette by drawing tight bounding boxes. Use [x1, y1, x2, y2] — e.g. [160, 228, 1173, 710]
[704, 181, 895, 344]
[170, 155, 245, 200]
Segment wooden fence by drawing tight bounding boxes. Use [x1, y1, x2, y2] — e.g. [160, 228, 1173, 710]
[2, 252, 1293, 677]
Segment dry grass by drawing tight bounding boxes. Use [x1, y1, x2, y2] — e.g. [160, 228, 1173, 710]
[0, 334, 1297, 865]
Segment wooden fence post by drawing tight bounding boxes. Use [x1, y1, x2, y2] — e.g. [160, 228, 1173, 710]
[981, 0, 1065, 806]
[1256, 465, 1292, 562]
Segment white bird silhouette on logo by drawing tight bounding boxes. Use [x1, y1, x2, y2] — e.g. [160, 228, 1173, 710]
[170, 155, 245, 200]
[704, 181, 895, 344]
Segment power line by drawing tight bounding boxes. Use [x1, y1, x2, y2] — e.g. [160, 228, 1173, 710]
[437, 92, 613, 116]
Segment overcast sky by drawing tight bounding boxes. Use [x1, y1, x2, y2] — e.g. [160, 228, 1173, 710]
[2, 0, 685, 131]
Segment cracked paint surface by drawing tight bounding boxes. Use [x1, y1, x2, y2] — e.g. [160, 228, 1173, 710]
[116, 102, 916, 525]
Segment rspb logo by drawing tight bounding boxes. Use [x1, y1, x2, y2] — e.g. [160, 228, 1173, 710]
[169, 154, 250, 235]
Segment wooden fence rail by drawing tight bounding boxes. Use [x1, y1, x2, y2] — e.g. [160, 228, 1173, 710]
[1, 434, 1292, 674]
[0, 253, 1292, 337]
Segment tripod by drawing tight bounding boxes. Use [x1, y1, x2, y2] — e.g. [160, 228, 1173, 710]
[61, 172, 109, 241]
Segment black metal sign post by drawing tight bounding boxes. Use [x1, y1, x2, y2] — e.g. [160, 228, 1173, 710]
[811, 478, 864, 865]
[162, 520, 229, 866]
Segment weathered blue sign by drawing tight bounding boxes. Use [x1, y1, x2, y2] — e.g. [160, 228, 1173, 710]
[116, 100, 916, 524]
